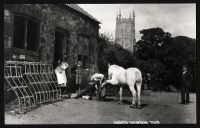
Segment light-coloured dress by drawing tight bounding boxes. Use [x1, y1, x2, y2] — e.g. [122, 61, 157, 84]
[54, 63, 68, 87]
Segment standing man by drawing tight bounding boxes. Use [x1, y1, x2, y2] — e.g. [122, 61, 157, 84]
[76, 62, 82, 91]
[180, 64, 193, 104]
[146, 73, 151, 90]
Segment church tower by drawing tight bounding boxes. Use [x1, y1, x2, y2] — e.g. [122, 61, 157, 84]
[115, 9, 136, 52]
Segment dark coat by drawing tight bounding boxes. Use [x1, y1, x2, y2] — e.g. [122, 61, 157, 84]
[181, 71, 193, 86]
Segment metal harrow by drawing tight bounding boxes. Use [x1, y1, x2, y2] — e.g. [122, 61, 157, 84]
[5, 61, 62, 113]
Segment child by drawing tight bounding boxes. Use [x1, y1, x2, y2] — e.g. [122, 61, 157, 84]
[54, 62, 69, 95]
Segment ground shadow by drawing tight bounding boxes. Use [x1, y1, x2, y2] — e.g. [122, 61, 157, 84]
[140, 104, 148, 108]
[121, 99, 131, 104]
[103, 97, 148, 108]
[103, 97, 115, 102]
[122, 99, 148, 109]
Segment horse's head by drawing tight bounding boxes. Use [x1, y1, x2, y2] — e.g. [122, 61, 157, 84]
[108, 65, 117, 79]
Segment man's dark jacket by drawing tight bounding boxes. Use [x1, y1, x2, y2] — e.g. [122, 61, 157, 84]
[181, 71, 193, 86]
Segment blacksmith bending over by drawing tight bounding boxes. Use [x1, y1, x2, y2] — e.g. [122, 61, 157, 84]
[75, 73, 106, 101]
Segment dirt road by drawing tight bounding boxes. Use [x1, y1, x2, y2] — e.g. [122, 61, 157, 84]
[5, 91, 196, 124]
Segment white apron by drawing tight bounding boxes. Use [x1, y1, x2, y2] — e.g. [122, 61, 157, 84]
[54, 63, 68, 87]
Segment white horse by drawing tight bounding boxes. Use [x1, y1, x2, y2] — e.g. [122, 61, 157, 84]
[102, 64, 143, 108]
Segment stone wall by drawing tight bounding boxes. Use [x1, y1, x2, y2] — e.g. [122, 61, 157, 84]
[4, 4, 99, 64]
[4, 4, 100, 99]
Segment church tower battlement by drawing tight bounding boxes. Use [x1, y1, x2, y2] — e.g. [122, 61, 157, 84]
[115, 9, 136, 52]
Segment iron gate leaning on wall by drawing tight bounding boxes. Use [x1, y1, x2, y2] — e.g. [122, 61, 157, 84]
[4, 61, 62, 113]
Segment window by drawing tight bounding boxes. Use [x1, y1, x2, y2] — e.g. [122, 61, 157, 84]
[89, 38, 95, 53]
[13, 16, 25, 49]
[78, 55, 82, 61]
[83, 55, 88, 68]
[77, 34, 90, 68]
[13, 14, 39, 51]
[27, 19, 39, 51]
[77, 34, 90, 54]
[77, 55, 88, 68]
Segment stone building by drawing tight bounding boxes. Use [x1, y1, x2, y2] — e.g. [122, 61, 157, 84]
[115, 10, 136, 52]
[4, 4, 100, 92]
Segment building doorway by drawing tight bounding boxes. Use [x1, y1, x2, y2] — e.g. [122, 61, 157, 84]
[53, 28, 70, 69]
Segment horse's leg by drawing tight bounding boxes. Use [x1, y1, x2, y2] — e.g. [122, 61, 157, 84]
[136, 81, 142, 109]
[106, 78, 118, 85]
[118, 86, 123, 104]
[101, 78, 117, 88]
[129, 85, 137, 108]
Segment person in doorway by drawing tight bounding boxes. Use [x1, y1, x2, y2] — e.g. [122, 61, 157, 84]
[54, 61, 69, 95]
[180, 64, 193, 104]
[54, 58, 61, 69]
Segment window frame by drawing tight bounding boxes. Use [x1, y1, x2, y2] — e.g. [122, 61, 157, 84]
[77, 34, 90, 68]
[13, 13, 40, 52]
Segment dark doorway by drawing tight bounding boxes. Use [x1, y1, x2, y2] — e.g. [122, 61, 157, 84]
[53, 28, 70, 69]
[54, 29, 65, 68]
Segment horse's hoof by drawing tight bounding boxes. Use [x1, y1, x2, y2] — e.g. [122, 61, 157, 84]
[130, 104, 137, 108]
[137, 105, 142, 109]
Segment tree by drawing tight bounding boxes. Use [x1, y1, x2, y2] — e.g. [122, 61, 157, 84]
[97, 33, 136, 75]
[134, 27, 172, 60]
[134, 28, 172, 83]
[134, 27, 196, 92]
[162, 36, 196, 91]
